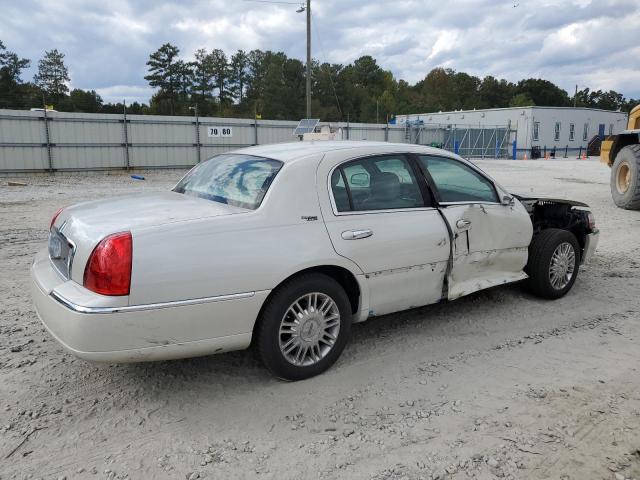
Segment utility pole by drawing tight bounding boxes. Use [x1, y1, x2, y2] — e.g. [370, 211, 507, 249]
[574, 84, 577, 108]
[305, 0, 311, 118]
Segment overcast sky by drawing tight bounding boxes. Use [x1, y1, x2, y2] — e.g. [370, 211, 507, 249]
[1, 0, 639, 104]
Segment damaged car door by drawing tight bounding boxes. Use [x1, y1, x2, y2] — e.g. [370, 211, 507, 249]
[416, 155, 533, 300]
[318, 152, 450, 317]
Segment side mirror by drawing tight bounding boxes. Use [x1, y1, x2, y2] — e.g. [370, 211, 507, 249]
[501, 195, 515, 206]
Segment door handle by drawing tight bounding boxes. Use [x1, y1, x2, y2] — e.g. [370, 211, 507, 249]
[341, 229, 373, 240]
[456, 219, 472, 230]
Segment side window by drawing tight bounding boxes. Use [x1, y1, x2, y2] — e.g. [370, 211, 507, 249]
[330, 169, 350, 212]
[331, 155, 425, 212]
[418, 155, 498, 203]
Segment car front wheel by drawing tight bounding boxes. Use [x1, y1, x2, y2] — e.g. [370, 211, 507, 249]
[255, 273, 352, 380]
[524, 228, 581, 299]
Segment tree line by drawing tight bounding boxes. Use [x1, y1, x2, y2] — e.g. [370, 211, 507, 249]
[1, 39, 638, 121]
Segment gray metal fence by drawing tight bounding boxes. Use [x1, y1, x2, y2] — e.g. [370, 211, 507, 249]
[405, 122, 517, 159]
[0, 109, 515, 173]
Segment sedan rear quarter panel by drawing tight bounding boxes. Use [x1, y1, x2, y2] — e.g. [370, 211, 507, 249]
[128, 153, 365, 306]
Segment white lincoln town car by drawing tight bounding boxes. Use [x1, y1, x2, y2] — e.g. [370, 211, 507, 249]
[32, 141, 599, 380]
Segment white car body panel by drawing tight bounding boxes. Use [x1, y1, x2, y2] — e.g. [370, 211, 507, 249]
[128, 153, 366, 306]
[58, 191, 246, 287]
[32, 251, 263, 360]
[30, 141, 569, 363]
[439, 202, 533, 300]
[317, 148, 450, 316]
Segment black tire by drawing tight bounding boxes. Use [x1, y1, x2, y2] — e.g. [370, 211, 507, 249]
[255, 273, 352, 381]
[524, 228, 581, 299]
[610, 144, 640, 210]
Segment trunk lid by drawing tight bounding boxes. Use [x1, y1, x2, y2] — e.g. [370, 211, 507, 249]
[52, 191, 247, 282]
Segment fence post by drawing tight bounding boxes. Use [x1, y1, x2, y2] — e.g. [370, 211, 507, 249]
[42, 104, 53, 172]
[192, 104, 201, 163]
[453, 125, 456, 153]
[254, 118, 258, 146]
[385, 122, 389, 142]
[122, 101, 130, 169]
[564, 145, 568, 158]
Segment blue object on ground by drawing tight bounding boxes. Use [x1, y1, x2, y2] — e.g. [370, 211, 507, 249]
[131, 175, 145, 180]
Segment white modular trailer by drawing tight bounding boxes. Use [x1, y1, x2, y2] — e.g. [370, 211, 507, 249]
[396, 107, 628, 158]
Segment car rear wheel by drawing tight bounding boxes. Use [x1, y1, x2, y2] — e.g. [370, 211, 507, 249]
[524, 228, 581, 299]
[255, 273, 352, 380]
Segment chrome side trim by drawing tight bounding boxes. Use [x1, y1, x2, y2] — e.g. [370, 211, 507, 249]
[50, 291, 256, 314]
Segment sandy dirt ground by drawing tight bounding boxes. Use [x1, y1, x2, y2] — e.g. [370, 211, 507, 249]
[1, 158, 639, 480]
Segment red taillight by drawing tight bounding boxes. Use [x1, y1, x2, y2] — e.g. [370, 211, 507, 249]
[83, 232, 133, 296]
[50, 207, 64, 230]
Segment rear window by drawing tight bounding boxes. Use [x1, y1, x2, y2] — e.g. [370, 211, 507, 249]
[174, 154, 283, 210]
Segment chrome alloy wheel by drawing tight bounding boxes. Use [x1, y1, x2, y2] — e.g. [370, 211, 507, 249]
[278, 292, 341, 366]
[549, 242, 576, 290]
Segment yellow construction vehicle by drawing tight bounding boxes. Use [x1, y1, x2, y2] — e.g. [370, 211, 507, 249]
[600, 104, 640, 209]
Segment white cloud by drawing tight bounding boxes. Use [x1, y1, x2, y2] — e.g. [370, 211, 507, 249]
[94, 85, 155, 104]
[0, 0, 638, 104]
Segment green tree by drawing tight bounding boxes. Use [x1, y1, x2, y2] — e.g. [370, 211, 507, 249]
[192, 48, 214, 100]
[0, 40, 30, 84]
[100, 101, 148, 114]
[515, 78, 569, 107]
[210, 49, 230, 104]
[229, 50, 249, 104]
[245, 50, 267, 100]
[144, 43, 182, 114]
[312, 62, 343, 121]
[509, 92, 535, 107]
[59, 89, 103, 112]
[479, 76, 515, 108]
[415, 68, 457, 112]
[0, 40, 33, 109]
[261, 52, 305, 119]
[33, 48, 70, 102]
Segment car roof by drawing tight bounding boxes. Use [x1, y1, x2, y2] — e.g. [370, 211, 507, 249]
[234, 141, 453, 163]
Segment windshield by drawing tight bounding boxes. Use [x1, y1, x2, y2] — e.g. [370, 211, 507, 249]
[173, 154, 283, 209]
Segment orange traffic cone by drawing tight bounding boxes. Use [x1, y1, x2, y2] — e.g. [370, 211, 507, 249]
[582, 152, 587, 160]
[523, 153, 528, 160]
